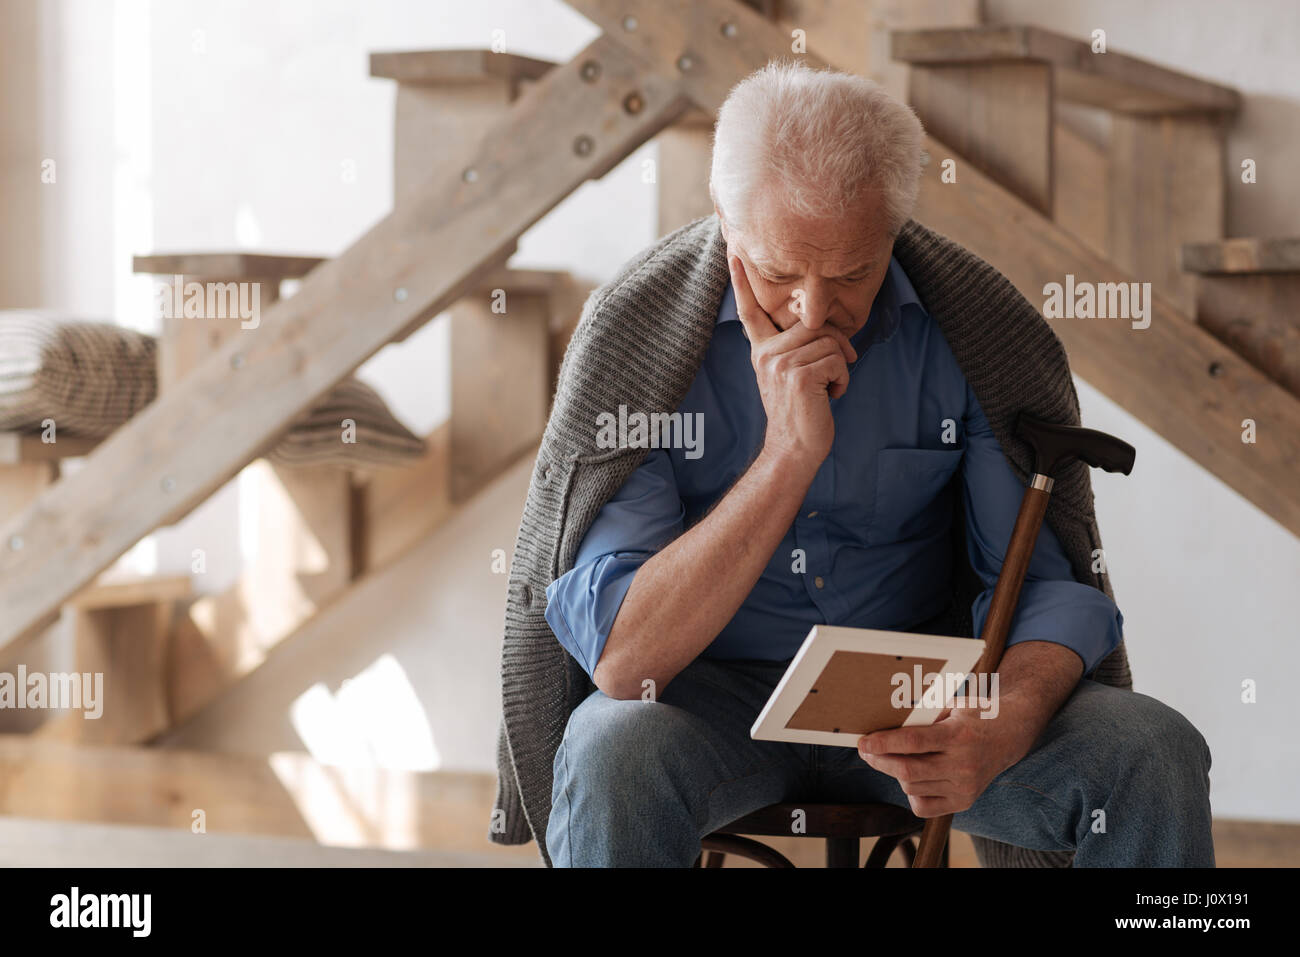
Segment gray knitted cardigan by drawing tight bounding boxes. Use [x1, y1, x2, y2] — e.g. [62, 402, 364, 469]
[491, 212, 1133, 867]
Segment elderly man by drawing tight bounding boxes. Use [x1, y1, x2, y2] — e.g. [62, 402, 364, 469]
[491, 61, 1213, 867]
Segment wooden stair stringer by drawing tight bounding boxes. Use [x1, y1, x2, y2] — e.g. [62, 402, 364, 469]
[0, 29, 697, 650]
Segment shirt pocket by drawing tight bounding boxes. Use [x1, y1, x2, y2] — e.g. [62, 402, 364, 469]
[870, 447, 964, 544]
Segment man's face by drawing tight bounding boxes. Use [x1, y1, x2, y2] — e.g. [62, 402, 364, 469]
[718, 186, 895, 340]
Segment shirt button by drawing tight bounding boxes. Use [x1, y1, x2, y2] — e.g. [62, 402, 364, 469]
[814, 576, 825, 589]
[807, 510, 819, 518]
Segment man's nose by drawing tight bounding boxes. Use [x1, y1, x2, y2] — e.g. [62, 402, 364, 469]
[793, 283, 830, 330]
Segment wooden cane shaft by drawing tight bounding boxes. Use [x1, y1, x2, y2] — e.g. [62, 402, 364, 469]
[912, 484, 1053, 868]
[974, 485, 1052, 673]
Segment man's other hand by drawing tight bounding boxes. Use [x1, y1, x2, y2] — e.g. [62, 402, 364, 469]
[856, 703, 1038, 818]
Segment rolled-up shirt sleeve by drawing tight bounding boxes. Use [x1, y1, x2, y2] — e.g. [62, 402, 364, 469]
[959, 385, 1124, 676]
[545, 449, 685, 678]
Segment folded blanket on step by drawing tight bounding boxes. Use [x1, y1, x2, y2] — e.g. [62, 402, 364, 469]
[0, 311, 424, 467]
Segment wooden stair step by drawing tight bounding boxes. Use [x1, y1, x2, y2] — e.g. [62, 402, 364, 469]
[372, 50, 557, 206]
[72, 573, 192, 611]
[0, 735, 537, 860]
[1180, 238, 1300, 398]
[1181, 238, 1300, 275]
[891, 25, 1241, 114]
[0, 817, 530, 868]
[0, 431, 99, 465]
[472, 265, 574, 298]
[369, 48, 556, 88]
[132, 253, 326, 280]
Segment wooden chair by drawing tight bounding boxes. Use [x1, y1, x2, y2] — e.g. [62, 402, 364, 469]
[694, 802, 946, 868]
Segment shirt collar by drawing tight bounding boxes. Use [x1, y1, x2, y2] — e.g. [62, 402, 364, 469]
[715, 256, 923, 355]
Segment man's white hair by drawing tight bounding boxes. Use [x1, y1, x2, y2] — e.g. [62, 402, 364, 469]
[708, 60, 925, 237]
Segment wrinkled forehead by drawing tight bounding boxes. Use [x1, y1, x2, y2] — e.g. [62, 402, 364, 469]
[740, 224, 891, 277]
[737, 187, 893, 273]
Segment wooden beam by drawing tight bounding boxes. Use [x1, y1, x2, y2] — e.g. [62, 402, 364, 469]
[567, 0, 831, 112]
[914, 132, 1300, 538]
[0, 31, 694, 649]
[891, 25, 1241, 115]
[450, 292, 550, 502]
[1182, 238, 1300, 275]
[0, 461, 55, 526]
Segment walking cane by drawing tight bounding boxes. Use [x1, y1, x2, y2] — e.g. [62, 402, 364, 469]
[911, 412, 1136, 868]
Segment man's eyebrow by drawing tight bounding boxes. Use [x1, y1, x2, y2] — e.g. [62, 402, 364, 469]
[750, 258, 876, 278]
[754, 260, 873, 278]
[831, 260, 875, 279]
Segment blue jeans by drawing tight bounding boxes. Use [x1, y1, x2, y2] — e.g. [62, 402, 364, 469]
[546, 656, 1215, 867]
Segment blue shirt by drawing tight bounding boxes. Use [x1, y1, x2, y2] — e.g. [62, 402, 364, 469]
[545, 257, 1124, 678]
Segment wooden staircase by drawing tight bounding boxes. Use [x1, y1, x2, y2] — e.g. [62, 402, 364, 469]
[0, 1, 706, 652]
[889, 22, 1300, 539]
[1, 0, 1297, 855]
[892, 24, 1240, 315]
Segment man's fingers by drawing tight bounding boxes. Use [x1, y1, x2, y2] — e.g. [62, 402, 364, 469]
[775, 320, 858, 366]
[801, 354, 851, 399]
[859, 751, 947, 783]
[859, 722, 953, 756]
[728, 255, 778, 344]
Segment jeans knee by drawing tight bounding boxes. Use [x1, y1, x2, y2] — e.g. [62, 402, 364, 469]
[548, 697, 711, 866]
[559, 698, 699, 786]
[1116, 693, 1212, 784]
[552, 697, 711, 831]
